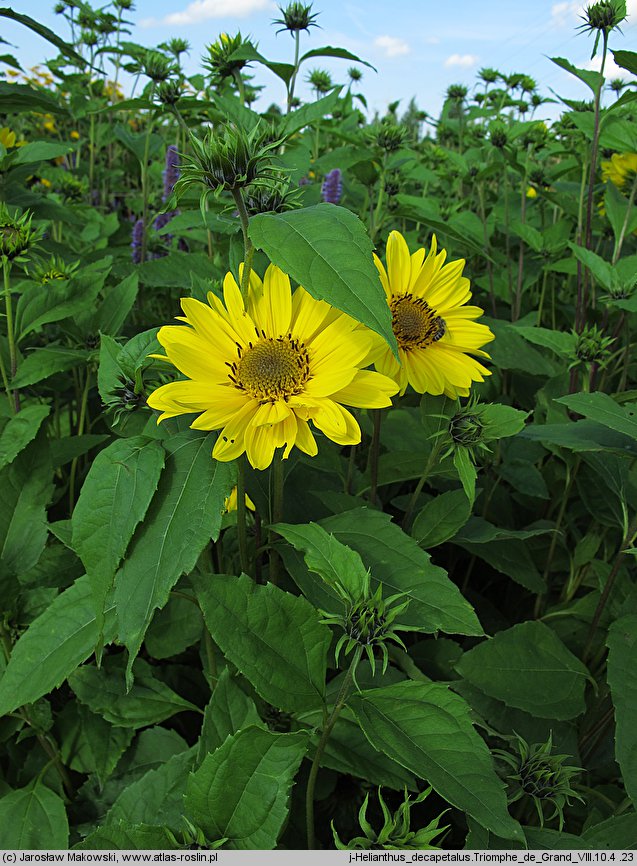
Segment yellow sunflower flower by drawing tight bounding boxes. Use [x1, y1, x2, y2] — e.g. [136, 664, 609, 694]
[224, 486, 256, 513]
[147, 264, 399, 470]
[601, 152, 637, 192]
[373, 230, 494, 398]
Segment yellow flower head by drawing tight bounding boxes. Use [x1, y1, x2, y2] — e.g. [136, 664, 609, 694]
[224, 486, 256, 513]
[526, 186, 538, 199]
[373, 230, 494, 398]
[601, 152, 637, 193]
[147, 264, 399, 470]
[0, 127, 17, 148]
[70, 130, 80, 140]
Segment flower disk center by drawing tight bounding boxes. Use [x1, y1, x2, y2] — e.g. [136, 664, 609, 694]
[390, 293, 446, 351]
[230, 336, 311, 402]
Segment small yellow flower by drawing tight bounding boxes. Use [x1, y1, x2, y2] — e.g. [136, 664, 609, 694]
[147, 263, 399, 470]
[526, 186, 538, 199]
[601, 152, 637, 193]
[373, 230, 494, 398]
[6, 69, 20, 78]
[70, 130, 80, 140]
[39, 178, 52, 188]
[224, 486, 256, 513]
[0, 127, 17, 148]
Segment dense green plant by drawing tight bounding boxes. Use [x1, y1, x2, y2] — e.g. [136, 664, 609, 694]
[0, 0, 636, 852]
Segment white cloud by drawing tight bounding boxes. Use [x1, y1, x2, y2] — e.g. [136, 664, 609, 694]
[374, 35, 410, 57]
[141, 0, 274, 28]
[444, 53, 479, 69]
[585, 54, 634, 80]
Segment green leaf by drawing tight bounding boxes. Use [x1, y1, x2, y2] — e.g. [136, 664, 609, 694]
[350, 681, 522, 840]
[0, 7, 84, 66]
[520, 419, 637, 455]
[481, 403, 528, 439]
[0, 576, 117, 716]
[10, 141, 73, 166]
[453, 517, 549, 593]
[568, 242, 613, 291]
[72, 437, 165, 644]
[12, 346, 89, 388]
[197, 667, 263, 764]
[93, 273, 139, 336]
[394, 194, 490, 258]
[69, 656, 199, 728]
[193, 572, 331, 714]
[248, 204, 397, 353]
[274, 521, 370, 601]
[114, 432, 234, 682]
[58, 702, 134, 786]
[558, 392, 637, 440]
[612, 49, 637, 76]
[0, 438, 52, 578]
[0, 81, 68, 115]
[0, 403, 50, 470]
[456, 621, 590, 720]
[282, 87, 342, 136]
[607, 614, 637, 809]
[145, 595, 203, 660]
[185, 727, 308, 849]
[105, 747, 195, 831]
[319, 508, 483, 635]
[412, 489, 471, 548]
[605, 184, 637, 250]
[0, 780, 68, 849]
[299, 45, 376, 70]
[581, 813, 637, 848]
[76, 821, 177, 850]
[512, 326, 576, 359]
[550, 56, 603, 93]
[453, 447, 477, 506]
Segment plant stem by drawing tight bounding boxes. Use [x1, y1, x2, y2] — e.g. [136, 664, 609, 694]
[368, 409, 383, 506]
[306, 646, 362, 849]
[612, 172, 637, 265]
[583, 513, 637, 663]
[236, 455, 250, 575]
[269, 452, 285, 585]
[69, 368, 91, 511]
[402, 440, 442, 531]
[3, 258, 19, 413]
[139, 84, 156, 265]
[287, 30, 302, 113]
[231, 187, 255, 302]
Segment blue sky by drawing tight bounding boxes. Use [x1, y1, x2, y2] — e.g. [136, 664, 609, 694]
[5, 0, 637, 120]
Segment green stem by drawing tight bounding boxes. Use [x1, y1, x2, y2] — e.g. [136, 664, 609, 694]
[368, 409, 383, 506]
[69, 368, 91, 511]
[232, 68, 246, 106]
[269, 452, 285, 585]
[612, 172, 637, 265]
[402, 439, 442, 531]
[3, 258, 19, 413]
[370, 155, 387, 243]
[139, 83, 156, 265]
[537, 269, 549, 327]
[306, 646, 362, 849]
[287, 30, 302, 113]
[236, 456, 250, 575]
[231, 187, 255, 302]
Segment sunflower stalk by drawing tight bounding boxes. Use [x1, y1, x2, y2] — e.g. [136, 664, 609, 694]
[236, 456, 250, 576]
[231, 187, 255, 302]
[269, 452, 285, 585]
[2, 258, 19, 413]
[306, 645, 362, 849]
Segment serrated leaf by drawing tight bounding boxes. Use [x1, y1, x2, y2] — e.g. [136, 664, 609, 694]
[197, 668, 264, 764]
[69, 656, 199, 728]
[456, 621, 590, 720]
[105, 747, 195, 831]
[558, 392, 637, 440]
[282, 87, 342, 136]
[58, 702, 134, 787]
[75, 821, 176, 850]
[12, 346, 89, 388]
[248, 204, 397, 353]
[412, 489, 471, 548]
[274, 521, 370, 601]
[551, 56, 603, 93]
[114, 433, 234, 682]
[72, 437, 165, 643]
[607, 614, 637, 809]
[193, 572, 331, 714]
[318, 508, 483, 635]
[350, 681, 522, 840]
[185, 728, 308, 849]
[0, 7, 84, 66]
[512, 326, 576, 358]
[0, 576, 117, 716]
[453, 446, 477, 506]
[92, 272, 139, 336]
[0, 780, 68, 849]
[0, 403, 49, 470]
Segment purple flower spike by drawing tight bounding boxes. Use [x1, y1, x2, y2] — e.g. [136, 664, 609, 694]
[321, 168, 342, 204]
[131, 218, 144, 264]
[163, 144, 180, 202]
